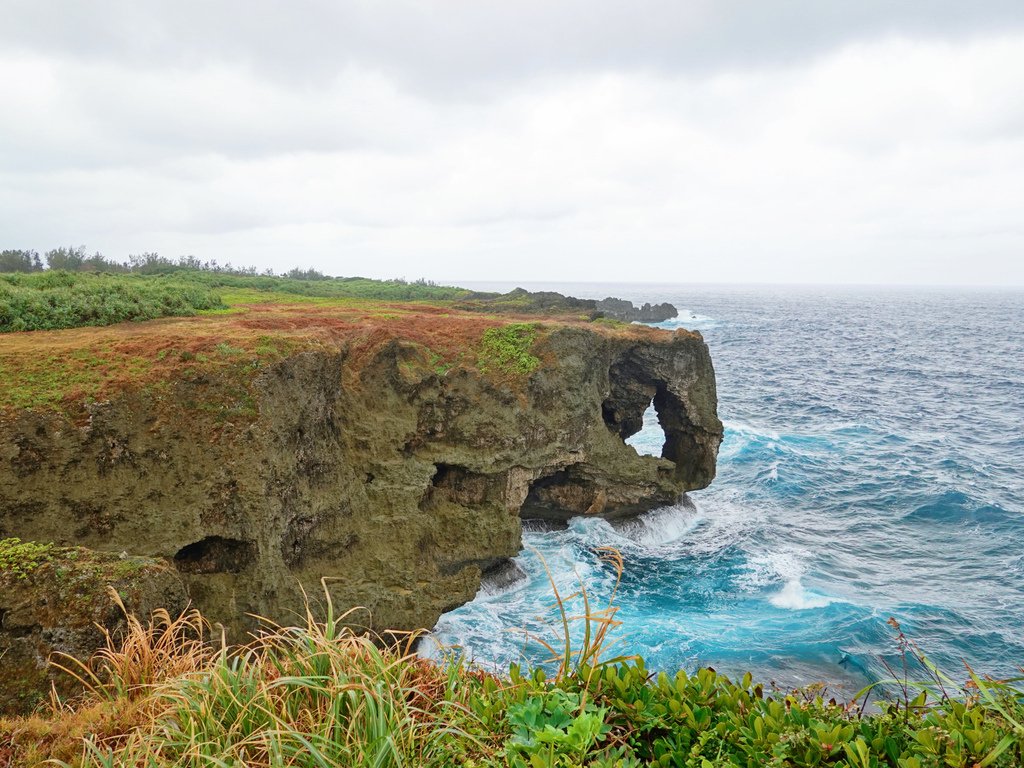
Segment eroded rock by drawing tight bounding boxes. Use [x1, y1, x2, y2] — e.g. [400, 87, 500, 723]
[0, 324, 721, 647]
[0, 546, 187, 715]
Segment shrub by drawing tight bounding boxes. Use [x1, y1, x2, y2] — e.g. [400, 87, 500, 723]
[478, 323, 541, 375]
[0, 538, 54, 579]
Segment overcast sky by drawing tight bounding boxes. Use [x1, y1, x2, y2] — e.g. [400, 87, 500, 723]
[3, 2, 1023, 285]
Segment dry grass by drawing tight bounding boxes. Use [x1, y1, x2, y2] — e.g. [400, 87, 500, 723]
[0, 584, 494, 767]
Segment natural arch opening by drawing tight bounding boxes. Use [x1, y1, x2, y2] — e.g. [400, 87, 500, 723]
[624, 398, 668, 457]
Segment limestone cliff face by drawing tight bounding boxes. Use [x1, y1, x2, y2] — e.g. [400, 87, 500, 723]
[0, 324, 721, 638]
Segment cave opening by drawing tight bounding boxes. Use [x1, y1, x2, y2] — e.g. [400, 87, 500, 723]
[173, 536, 255, 575]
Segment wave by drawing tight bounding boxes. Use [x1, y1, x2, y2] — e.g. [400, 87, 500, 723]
[479, 559, 529, 597]
[650, 310, 719, 330]
[769, 580, 835, 610]
[739, 550, 840, 611]
[612, 501, 699, 549]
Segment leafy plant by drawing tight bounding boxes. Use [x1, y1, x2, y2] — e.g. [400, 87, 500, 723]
[478, 322, 541, 375]
[505, 688, 611, 767]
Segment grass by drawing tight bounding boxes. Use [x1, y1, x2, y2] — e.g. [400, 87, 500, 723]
[0, 269, 685, 425]
[3, 562, 1024, 767]
[0, 271, 472, 334]
[478, 323, 541, 376]
[0, 293, 655, 422]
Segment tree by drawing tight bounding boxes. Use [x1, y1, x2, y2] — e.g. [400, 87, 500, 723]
[45, 246, 87, 271]
[0, 249, 43, 272]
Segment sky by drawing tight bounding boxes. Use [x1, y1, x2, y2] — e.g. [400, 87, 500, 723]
[2, 1, 1023, 286]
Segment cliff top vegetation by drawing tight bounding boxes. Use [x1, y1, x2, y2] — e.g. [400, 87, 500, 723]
[0, 270, 680, 422]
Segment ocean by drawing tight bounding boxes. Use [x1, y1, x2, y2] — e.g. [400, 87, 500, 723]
[423, 283, 1024, 695]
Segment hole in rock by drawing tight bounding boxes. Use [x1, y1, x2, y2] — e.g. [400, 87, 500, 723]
[421, 463, 492, 510]
[602, 359, 678, 462]
[624, 399, 667, 457]
[173, 536, 255, 575]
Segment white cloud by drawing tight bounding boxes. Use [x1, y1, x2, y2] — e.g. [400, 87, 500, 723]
[1, 18, 1022, 285]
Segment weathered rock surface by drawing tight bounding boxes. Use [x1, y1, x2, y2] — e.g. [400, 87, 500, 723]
[0, 548, 187, 714]
[1, 323, 721, 650]
[595, 297, 678, 323]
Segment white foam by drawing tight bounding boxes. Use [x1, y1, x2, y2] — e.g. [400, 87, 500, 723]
[769, 579, 834, 610]
[614, 503, 698, 548]
[653, 311, 718, 328]
[723, 420, 782, 442]
[741, 550, 838, 611]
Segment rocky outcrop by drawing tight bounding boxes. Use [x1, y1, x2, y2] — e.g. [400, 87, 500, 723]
[595, 297, 678, 323]
[0, 546, 187, 714]
[0, 322, 721, 652]
[458, 288, 679, 322]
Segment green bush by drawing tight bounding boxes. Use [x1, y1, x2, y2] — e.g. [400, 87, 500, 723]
[0, 272, 225, 332]
[478, 323, 541, 375]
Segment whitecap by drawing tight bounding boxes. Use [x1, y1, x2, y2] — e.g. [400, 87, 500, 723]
[740, 550, 839, 610]
[769, 579, 835, 610]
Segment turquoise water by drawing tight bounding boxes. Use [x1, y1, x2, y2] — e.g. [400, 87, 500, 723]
[425, 284, 1024, 694]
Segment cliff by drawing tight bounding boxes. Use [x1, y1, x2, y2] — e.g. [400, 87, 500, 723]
[0, 299, 721, 709]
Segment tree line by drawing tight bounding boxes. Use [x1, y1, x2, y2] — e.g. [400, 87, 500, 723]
[0, 247, 330, 281]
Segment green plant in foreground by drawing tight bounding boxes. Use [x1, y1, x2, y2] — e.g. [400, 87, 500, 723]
[0, 537, 53, 579]
[505, 688, 612, 767]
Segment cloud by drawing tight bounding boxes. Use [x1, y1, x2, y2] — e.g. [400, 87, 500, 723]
[5, 1, 1024, 91]
[1, 3, 1023, 284]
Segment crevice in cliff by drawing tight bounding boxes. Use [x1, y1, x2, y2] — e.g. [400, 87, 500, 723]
[174, 537, 255, 574]
[420, 463, 492, 510]
[520, 464, 610, 522]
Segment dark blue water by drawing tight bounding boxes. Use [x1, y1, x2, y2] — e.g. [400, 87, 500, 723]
[425, 284, 1024, 693]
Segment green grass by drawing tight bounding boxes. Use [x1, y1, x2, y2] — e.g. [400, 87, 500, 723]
[0, 271, 472, 334]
